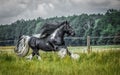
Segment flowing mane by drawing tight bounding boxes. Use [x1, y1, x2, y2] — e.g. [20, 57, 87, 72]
[38, 21, 69, 38]
[41, 21, 68, 30]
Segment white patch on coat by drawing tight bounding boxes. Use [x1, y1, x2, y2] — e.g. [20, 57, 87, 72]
[46, 43, 49, 45]
[33, 34, 41, 38]
[50, 25, 63, 40]
[50, 29, 59, 39]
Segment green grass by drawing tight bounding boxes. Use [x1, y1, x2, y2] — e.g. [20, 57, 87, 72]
[68, 45, 120, 53]
[0, 49, 120, 75]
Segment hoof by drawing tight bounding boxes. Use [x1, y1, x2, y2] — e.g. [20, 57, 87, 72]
[37, 56, 42, 61]
[26, 54, 32, 60]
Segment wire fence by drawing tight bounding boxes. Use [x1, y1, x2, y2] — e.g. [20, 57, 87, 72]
[0, 36, 120, 53]
[64, 36, 120, 46]
[0, 36, 120, 46]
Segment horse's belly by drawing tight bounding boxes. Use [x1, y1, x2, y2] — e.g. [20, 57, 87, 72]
[37, 43, 53, 51]
[29, 37, 55, 51]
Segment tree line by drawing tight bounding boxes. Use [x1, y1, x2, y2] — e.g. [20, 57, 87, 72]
[0, 9, 120, 46]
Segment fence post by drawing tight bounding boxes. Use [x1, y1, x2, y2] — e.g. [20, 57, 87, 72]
[87, 36, 90, 53]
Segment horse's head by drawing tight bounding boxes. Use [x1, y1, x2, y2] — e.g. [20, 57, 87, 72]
[62, 21, 75, 36]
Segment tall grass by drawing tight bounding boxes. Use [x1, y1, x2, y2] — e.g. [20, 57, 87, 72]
[0, 50, 120, 75]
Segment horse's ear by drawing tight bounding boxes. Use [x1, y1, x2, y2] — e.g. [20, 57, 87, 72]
[65, 20, 69, 24]
[61, 20, 69, 26]
[65, 20, 67, 23]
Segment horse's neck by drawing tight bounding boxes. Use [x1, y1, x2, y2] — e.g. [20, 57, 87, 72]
[50, 26, 65, 39]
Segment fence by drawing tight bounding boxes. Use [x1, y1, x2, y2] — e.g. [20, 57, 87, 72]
[64, 36, 120, 46]
[0, 36, 120, 53]
[0, 36, 120, 46]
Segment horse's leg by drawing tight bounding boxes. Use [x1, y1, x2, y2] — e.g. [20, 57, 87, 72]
[57, 47, 67, 58]
[67, 48, 80, 59]
[58, 47, 80, 59]
[66, 47, 80, 59]
[36, 51, 41, 60]
[26, 54, 33, 60]
[26, 48, 36, 60]
[32, 48, 42, 60]
[48, 41, 57, 51]
[66, 48, 72, 56]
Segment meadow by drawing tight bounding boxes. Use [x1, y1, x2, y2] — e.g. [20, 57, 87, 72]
[0, 45, 120, 75]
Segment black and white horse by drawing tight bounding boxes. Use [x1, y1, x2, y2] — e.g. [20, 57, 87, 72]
[14, 21, 80, 60]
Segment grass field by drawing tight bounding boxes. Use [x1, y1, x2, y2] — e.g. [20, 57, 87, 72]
[0, 45, 120, 75]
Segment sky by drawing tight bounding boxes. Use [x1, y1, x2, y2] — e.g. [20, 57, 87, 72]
[0, 0, 120, 24]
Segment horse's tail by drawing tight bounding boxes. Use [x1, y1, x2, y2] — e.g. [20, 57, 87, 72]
[14, 35, 30, 57]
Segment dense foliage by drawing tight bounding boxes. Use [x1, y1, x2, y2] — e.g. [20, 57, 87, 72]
[0, 9, 120, 46]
